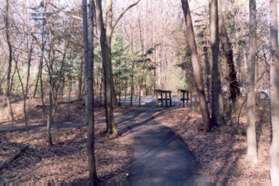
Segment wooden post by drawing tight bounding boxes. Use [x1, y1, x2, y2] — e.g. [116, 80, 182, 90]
[182, 91, 185, 107]
[160, 91, 163, 107]
[165, 91, 168, 107]
[186, 91, 189, 105]
[169, 91, 172, 107]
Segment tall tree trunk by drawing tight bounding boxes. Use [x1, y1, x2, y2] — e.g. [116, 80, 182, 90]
[130, 61, 135, 106]
[99, 75, 103, 106]
[33, 66, 40, 98]
[95, 0, 116, 135]
[106, 0, 113, 47]
[15, 59, 26, 125]
[78, 58, 83, 100]
[219, 0, 240, 107]
[15, 42, 33, 127]
[47, 80, 53, 146]
[105, 0, 118, 106]
[209, 0, 221, 127]
[203, 46, 211, 108]
[4, 0, 14, 122]
[82, 0, 98, 182]
[270, 0, 279, 184]
[24, 41, 33, 126]
[246, 0, 257, 163]
[181, 0, 211, 131]
[46, 46, 54, 146]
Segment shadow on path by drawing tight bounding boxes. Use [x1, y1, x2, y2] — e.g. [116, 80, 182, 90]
[110, 108, 207, 186]
[126, 122, 199, 186]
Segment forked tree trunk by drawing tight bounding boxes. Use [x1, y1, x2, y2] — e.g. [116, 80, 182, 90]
[270, 0, 279, 184]
[82, 0, 98, 182]
[181, 0, 211, 131]
[105, 0, 118, 106]
[95, 0, 116, 135]
[247, 0, 257, 163]
[15, 41, 33, 127]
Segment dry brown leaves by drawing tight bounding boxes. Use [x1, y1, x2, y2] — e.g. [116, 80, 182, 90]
[0, 101, 133, 184]
[154, 107, 271, 185]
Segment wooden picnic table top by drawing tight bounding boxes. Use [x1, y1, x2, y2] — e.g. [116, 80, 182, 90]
[177, 89, 190, 93]
[154, 89, 172, 93]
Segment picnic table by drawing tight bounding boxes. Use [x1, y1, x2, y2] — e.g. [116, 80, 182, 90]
[155, 89, 172, 107]
[178, 89, 190, 107]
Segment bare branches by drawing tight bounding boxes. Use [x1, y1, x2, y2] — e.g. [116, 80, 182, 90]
[111, 0, 141, 36]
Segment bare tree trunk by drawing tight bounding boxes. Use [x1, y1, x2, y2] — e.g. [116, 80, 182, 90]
[15, 59, 26, 124]
[78, 58, 83, 100]
[209, 0, 221, 127]
[4, 0, 14, 122]
[270, 0, 279, 184]
[33, 66, 40, 98]
[82, 0, 98, 182]
[138, 17, 145, 106]
[39, 66, 45, 114]
[46, 44, 54, 146]
[138, 85, 142, 106]
[33, 61, 43, 98]
[47, 81, 53, 146]
[124, 80, 128, 103]
[15, 42, 33, 127]
[130, 61, 135, 106]
[24, 42, 33, 125]
[181, 0, 211, 131]
[246, 0, 257, 163]
[106, 0, 118, 106]
[95, 0, 116, 135]
[99, 76, 103, 106]
[219, 0, 240, 109]
[203, 47, 211, 108]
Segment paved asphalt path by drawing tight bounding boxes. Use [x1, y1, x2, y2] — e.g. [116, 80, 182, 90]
[118, 108, 209, 186]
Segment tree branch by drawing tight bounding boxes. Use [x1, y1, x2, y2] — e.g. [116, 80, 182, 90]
[111, 0, 141, 35]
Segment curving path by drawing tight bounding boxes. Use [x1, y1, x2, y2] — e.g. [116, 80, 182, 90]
[118, 108, 208, 186]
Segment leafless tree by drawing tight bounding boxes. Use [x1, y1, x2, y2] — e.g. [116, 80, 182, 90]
[270, 0, 279, 184]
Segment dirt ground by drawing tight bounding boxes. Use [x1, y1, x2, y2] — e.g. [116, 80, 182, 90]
[0, 101, 135, 185]
[155, 106, 271, 185]
[0, 98, 272, 185]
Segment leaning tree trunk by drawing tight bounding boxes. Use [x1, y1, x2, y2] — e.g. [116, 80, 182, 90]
[82, 0, 98, 182]
[95, 0, 116, 135]
[246, 0, 257, 163]
[181, 0, 211, 131]
[270, 0, 279, 184]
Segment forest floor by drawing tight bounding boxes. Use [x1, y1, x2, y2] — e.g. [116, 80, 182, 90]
[0, 99, 272, 185]
[155, 106, 271, 185]
[0, 100, 138, 185]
